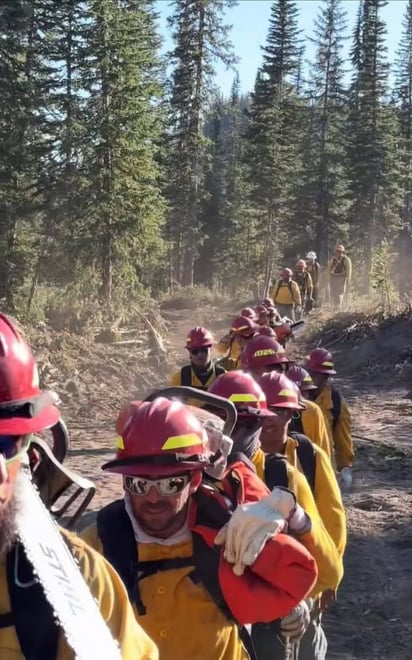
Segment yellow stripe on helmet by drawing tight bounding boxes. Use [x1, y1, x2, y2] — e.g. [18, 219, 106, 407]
[116, 436, 125, 450]
[322, 361, 334, 367]
[232, 325, 249, 332]
[229, 393, 259, 403]
[278, 389, 296, 397]
[162, 433, 204, 451]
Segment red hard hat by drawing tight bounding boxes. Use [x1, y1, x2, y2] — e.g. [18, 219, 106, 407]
[304, 348, 336, 375]
[241, 335, 289, 370]
[186, 326, 215, 349]
[281, 268, 293, 278]
[287, 365, 317, 391]
[258, 326, 277, 338]
[104, 397, 211, 476]
[296, 259, 306, 270]
[261, 298, 274, 308]
[208, 371, 271, 415]
[258, 372, 304, 410]
[231, 316, 258, 338]
[0, 314, 60, 435]
[335, 244, 345, 252]
[241, 307, 258, 321]
[274, 322, 292, 343]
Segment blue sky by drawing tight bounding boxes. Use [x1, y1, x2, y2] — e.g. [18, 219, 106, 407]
[156, 0, 407, 94]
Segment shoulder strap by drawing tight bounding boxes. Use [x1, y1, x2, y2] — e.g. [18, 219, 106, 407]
[331, 388, 341, 430]
[263, 453, 289, 490]
[290, 433, 316, 494]
[180, 365, 193, 387]
[3, 544, 60, 660]
[288, 412, 304, 435]
[97, 500, 145, 613]
[273, 280, 281, 300]
[215, 363, 227, 377]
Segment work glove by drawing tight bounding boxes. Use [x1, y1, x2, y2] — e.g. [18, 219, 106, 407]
[215, 489, 287, 576]
[280, 600, 311, 641]
[268, 487, 311, 535]
[203, 420, 233, 480]
[339, 467, 353, 491]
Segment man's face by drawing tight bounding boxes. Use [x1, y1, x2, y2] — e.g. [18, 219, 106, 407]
[309, 371, 329, 390]
[189, 346, 211, 368]
[335, 249, 344, 258]
[125, 471, 202, 539]
[259, 408, 293, 453]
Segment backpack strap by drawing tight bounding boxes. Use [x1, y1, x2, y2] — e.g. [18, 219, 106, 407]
[263, 453, 289, 489]
[288, 412, 304, 435]
[0, 543, 60, 660]
[180, 365, 193, 387]
[289, 433, 316, 494]
[331, 388, 341, 430]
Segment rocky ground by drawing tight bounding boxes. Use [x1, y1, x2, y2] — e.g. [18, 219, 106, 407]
[30, 301, 412, 660]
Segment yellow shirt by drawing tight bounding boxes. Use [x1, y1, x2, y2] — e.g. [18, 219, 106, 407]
[252, 448, 343, 595]
[300, 399, 334, 462]
[0, 531, 158, 660]
[270, 280, 301, 306]
[170, 366, 222, 406]
[315, 385, 354, 470]
[82, 526, 247, 660]
[284, 438, 346, 558]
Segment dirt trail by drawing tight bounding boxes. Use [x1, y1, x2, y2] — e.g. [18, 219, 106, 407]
[59, 304, 412, 659]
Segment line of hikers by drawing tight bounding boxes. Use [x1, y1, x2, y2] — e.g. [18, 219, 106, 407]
[0, 307, 352, 659]
[272, 246, 352, 317]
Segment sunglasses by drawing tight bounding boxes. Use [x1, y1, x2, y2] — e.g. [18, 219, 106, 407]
[190, 347, 210, 356]
[124, 473, 191, 497]
[0, 435, 31, 464]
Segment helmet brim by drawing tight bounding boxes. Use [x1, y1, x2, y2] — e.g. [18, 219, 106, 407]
[308, 367, 336, 375]
[102, 459, 207, 477]
[0, 405, 61, 435]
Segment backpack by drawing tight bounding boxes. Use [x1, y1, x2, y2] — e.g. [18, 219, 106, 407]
[331, 387, 341, 431]
[0, 544, 60, 660]
[272, 280, 294, 303]
[180, 363, 226, 390]
[96, 480, 272, 660]
[263, 436, 316, 495]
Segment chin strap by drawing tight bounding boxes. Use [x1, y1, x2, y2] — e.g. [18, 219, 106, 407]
[15, 471, 122, 660]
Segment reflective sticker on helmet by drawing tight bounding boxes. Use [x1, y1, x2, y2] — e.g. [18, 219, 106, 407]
[322, 361, 334, 367]
[232, 325, 249, 332]
[254, 348, 276, 357]
[162, 433, 203, 451]
[116, 436, 124, 450]
[229, 393, 259, 403]
[32, 364, 40, 389]
[278, 389, 296, 397]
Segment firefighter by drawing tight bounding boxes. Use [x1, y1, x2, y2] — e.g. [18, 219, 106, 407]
[258, 371, 347, 659]
[255, 305, 270, 326]
[304, 348, 354, 489]
[208, 371, 344, 660]
[270, 268, 302, 320]
[327, 245, 352, 311]
[294, 260, 314, 315]
[305, 252, 321, 306]
[287, 365, 333, 461]
[170, 326, 225, 391]
[216, 316, 258, 370]
[82, 397, 318, 660]
[0, 313, 158, 660]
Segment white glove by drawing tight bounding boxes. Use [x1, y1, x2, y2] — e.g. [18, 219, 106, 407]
[280, 600, 311, 641]
[203, 420, 233, 480]
[339, 467, 353, 491]
[215, 493, 287, 576]
[268, 487, 311, 535]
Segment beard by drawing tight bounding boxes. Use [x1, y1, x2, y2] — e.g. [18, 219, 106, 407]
[0, 494, 18, 558]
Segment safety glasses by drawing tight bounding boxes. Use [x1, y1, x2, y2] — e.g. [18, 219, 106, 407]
[190, 347, 210, 356]
[124, 473, 191, 497]
[0, 435, 31, 464]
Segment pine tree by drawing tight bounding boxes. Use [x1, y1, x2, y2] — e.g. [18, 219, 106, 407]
[394, 0, 412, 296]
[245, 0, 303, 290]
[76, 0, 165, 300]
[346, 0, 401, 287]
[294, 0, 349, 263]
[165, 0, 237, 287]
